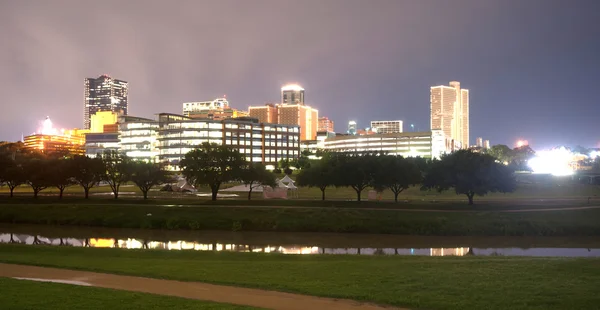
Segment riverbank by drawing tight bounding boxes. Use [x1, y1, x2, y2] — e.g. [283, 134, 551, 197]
[1, 203, 600, 236]
[0, 277, 258, 310]
[1, 244, 599, 310]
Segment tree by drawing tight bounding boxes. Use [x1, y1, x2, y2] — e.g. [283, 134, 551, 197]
[180, 142, 246, 201]
[511, 145, 535, 171]
[422, 150, 516, 205]
[333, 153, 378, 202]
[1, 160, 25, 198]
[72, 155, 105, 199]
[296, 159, 334, 200]
[24, 157, 53, 198]
[240, 163, 276, 200]
[372, 156, 422, 202]
[48, 158, 76, 199]
[485, 144, 513, 164]
[130, 161, 173, 199]
[101, 151, 133, 199]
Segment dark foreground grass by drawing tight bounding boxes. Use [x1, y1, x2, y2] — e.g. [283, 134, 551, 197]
[0, 277, 258, 310]
[1, 203, 600, 236]
[1, 245, 599, 310]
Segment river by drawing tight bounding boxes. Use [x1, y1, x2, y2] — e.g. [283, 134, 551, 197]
[1, 224, 599, 257]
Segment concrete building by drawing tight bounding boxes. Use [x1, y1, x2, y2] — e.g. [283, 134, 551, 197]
[281, 84, 305, 105]
[323, 130, 458, 159]
[318, 117, 334, 133]
[484, 140, 490, 149]
[430, 81, 469, 148]
[182, 98, 248, 120]
[371, 120, 403, 134]
[84, 75, 128, 129]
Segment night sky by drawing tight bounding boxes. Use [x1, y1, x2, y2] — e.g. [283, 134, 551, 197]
[1, 0, 599, 149]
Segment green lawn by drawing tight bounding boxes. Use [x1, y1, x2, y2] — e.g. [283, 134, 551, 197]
[1, 203, 600, 236]
[1, 245, 599, 310]
[2, 179, 600, 202]
[0, 277, 259, 310]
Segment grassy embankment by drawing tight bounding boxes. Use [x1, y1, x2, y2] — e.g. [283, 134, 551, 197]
[0, 277, 259, 310]
[0, 202, 599, 236]
[1, 245, 599, 310]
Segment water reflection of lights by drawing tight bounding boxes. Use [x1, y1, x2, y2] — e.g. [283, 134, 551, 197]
[0, 233, 472, 256]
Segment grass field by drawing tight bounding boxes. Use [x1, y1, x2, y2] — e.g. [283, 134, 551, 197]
[1, 202, 599, 236]
[2, 179, 600, 202]
[0, 277, 259, 310]
[1, 245, 599, 310]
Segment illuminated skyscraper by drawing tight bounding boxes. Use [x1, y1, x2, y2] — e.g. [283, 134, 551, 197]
[348, 121, 357, 135]
[281, 84, 305, 105]
[84, 75, 128, 129]
[318, 117, 334, 132]
[430, 81, 469, 148]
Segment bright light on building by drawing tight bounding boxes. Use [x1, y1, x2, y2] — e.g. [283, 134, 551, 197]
[281, 84, 304, 91]
[528, 147, 574, 176]
[516, 140, 529, 148]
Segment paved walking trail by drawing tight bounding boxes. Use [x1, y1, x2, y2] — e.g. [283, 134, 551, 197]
[0, 263, 402, 310]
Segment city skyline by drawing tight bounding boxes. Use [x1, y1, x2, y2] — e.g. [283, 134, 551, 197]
[1, 0, 600, 149]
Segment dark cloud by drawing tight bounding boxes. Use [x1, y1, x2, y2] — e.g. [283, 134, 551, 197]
[1, 0, 599, 148]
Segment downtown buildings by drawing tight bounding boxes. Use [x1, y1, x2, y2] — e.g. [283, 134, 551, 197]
[430, 81, 469, 148]
[114, 113, 299, 169]
[84, 75, 128, 129]
[370, 120, 403, 134]
[249, 84, 318, 141]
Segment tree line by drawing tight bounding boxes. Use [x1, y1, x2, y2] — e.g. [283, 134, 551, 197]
[0, 144, 171, 199]
[297, 149, 516, 205]
[1, 141, 516, 204]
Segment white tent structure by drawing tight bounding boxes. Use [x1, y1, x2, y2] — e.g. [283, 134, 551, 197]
[277, 176, 298, 198]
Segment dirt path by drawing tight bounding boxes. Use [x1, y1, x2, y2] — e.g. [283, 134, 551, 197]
[0, 263, 402, 310]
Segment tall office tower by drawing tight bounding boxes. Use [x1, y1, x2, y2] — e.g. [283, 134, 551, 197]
[84, 75, 128, 129]
[371, 120, 403, 134]
[484, 140, 490, 149]
[476, 137, 483, 148]
[249, 103, 279, 123]
[348, 121, 357, 135]
[278, 104, 318, 140]
[318, 117, 334, 132]
[430, 81, 469, 148]
[281, 84, 305, 105]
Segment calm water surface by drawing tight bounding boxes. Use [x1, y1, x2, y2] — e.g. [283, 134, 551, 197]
[1, 224, 599, 257]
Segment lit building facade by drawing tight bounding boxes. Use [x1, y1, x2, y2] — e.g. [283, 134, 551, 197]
[90, 111, 120, 133]
[85, 133, 120, 157]
[318, 117, 334, 132]
[323, 130, 458, 159]
[118, 116, 160, 162]
[281, 84, 305, 105]
[84, 75, 128, 129]
[249, 104, 278, 124]
[476, 137, 483, 148]
[24, 129, 88, 156]
[371, 120, 403, 134]
[182, 98, 249, 120]
[430, 81, 469, 148]
[156, 113, 300, 169]
[347, 121, 357, 135]
[278, 104, 318, 141]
